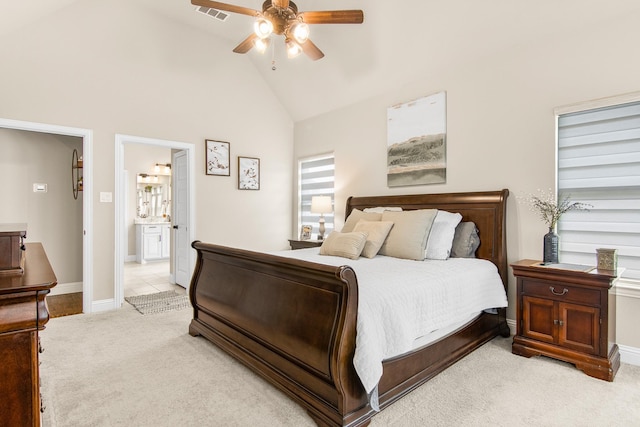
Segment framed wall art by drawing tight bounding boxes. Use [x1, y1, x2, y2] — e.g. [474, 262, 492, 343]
[238, 156, 260, 190]
[300, 225, 312, 240]
[387, 91, 447, 187]
[206, 140, 230, 176]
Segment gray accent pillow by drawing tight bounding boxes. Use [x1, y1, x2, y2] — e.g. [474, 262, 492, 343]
[450, 222, 480, 258]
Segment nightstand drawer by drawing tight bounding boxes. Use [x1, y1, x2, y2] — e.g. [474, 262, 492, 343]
[521, 279, 600, 305]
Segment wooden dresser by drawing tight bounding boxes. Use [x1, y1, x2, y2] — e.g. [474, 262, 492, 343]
[511, 259, 620, 381]
[0, 243, 57, 426]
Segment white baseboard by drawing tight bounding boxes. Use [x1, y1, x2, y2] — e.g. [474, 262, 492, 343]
[619, 344, 640, 366]
[92, 298, 118, 313]
[49, 281, 83, 296]
[125, 254, 136, 263]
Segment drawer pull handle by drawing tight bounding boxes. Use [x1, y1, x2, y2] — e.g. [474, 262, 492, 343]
[549, 286, 568, 296]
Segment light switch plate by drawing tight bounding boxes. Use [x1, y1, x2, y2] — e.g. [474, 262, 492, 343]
[100, 192, 113, 203]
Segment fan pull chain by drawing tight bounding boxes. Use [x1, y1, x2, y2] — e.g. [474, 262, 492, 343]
[271, 40, 277, 71]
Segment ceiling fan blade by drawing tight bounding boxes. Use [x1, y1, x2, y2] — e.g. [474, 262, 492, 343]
[272, 0, 290, 10]
[191, 0, 259, 17]
[298, 10, 364, 25]
[300, 39, 324, 61]
[233, 33, 258, 54]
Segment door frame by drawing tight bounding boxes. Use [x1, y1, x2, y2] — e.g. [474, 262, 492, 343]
[114, 134, 196, 307]
[0, 117, 94, 314]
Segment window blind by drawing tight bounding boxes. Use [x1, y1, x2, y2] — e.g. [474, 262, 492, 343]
[299, 154, 335, 238]
[557, 101, 640, 280]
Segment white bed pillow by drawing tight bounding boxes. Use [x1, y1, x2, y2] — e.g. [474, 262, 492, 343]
[341, 209, 382, 233]
[378, 209, 437, 260]
[362, 206, 403, 213]
[425, 210, 463, 260]
[353, 220, 395, 258]
[319, 231, 368, 260]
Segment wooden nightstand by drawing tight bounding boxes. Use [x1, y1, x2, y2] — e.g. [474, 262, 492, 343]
[288, 239, 323, 250]
[511, 259, 621, 381]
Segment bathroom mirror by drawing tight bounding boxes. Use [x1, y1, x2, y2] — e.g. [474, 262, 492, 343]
[136, 175, 171, 219]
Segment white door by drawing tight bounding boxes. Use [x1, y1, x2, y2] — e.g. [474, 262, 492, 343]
[173, 150, 191, 287]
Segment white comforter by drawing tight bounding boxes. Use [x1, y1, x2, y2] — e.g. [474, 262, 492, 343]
[276, 249, 508, 401]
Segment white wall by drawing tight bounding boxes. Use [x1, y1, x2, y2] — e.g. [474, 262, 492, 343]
[0, 128, 83, 285]
[0, 0, 293, 302]
[294, 11, 640, 349]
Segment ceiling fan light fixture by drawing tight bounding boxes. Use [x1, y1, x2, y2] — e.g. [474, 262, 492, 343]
[285, 38, 302, 58]
[254, 17, 273, 39]
[291, 21, 310, 44]
[254, 37, 270, 54]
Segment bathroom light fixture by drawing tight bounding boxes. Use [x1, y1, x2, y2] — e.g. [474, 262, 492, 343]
[154, 163, 172, 174]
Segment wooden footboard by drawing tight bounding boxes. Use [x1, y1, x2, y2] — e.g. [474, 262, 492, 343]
[189, 189, 510, 427]
[189, 242, 368, 426]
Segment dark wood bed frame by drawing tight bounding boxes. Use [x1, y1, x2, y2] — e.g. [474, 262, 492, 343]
[188, 189, 510, 427]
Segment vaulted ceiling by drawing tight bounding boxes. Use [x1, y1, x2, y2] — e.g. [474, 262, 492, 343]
[2, 0, 640, 122]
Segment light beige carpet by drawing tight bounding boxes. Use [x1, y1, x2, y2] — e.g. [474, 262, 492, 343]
[40, 304, 640, 426]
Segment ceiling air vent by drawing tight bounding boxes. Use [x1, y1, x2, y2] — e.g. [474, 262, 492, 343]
[195, 6, 229, 22]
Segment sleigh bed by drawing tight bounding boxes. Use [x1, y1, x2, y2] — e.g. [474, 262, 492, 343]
[188, 189, 510, 427]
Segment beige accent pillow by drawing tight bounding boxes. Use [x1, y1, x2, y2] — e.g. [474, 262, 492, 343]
[319, 231, 369, 260]
[353, 220, 395, 258]
[341, 209, 382, 233]
[378, 209, 438, 260]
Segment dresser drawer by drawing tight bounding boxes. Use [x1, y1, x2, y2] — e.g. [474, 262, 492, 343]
[142, 225, 162, 234]
[521, 279, 601, 305]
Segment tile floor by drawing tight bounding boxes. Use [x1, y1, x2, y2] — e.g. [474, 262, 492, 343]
[123, 260, 186, 297]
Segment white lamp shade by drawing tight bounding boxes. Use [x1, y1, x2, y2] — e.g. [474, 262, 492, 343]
[311, 196, 332, 214]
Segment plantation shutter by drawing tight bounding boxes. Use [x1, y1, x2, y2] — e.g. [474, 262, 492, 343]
[557, 101, 640, 280]
[299, 154, 335, 238]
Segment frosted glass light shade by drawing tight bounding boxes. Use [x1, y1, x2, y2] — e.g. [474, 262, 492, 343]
[254, 18, 273, 39]
[291, 22, 309, 44]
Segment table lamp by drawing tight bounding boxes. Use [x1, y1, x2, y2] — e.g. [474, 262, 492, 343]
[310, 196, 332, 240]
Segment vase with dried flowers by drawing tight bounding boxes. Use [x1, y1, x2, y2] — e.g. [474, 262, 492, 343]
[527, 190, 590, 264]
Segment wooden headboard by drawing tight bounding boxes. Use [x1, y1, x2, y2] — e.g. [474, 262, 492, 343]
[345, 189, 509, 288]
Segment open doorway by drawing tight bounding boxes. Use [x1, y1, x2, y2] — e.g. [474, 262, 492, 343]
[114, 134, 195, 308]
[0, 117, 93, 314]
[122, 144, 175, 298]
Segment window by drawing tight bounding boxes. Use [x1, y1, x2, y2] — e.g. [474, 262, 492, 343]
[299, 154, 335, 239]
[557, 99, 640, 281]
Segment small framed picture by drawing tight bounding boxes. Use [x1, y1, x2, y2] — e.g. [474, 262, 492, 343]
[206, 140, 230, 176]
[300, 225, 312, 240]
[238, 156, 260, 190]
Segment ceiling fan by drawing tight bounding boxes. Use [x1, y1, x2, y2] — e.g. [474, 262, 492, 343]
[192, 0, 364, 61]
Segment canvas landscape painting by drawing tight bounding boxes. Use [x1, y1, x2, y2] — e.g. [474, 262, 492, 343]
[387, 92, 447, 187]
